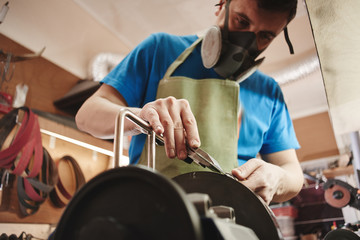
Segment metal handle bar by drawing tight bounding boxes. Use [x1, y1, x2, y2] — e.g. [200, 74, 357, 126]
[114, 108, 164, 170]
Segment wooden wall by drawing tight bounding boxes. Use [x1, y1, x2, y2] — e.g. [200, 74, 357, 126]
[0, 34, 113, 223]
[0, 34, 80, 115]
[293, 111, 339, 162]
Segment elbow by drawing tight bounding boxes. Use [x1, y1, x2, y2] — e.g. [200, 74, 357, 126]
[75, 106, 87, 132]
[287, 168, 305, 201]
[75, 98, 96, 135]
[295, 172, 305, 195]
[75, 101, 115, 139]
[294, 163, 305, 194]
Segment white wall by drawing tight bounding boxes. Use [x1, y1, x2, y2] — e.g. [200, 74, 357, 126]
[0, 0, 130, 79]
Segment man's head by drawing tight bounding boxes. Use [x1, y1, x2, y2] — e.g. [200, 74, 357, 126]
[215, 0, 297, 51]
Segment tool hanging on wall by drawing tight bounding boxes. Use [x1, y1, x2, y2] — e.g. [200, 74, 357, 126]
[0, 47, 45, 63]
[0, 47, 45, 113]
[0, 1, 9, 24]
[0, 51, 15, 90]
[0, 47, 46, 88]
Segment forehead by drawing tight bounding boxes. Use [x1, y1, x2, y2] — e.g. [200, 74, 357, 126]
[229, 0, 290, 34]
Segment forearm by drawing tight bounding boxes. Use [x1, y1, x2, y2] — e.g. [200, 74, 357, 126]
[271, 161, 304, 203]
[76, 95, 141, 139]
[265, 149, 304, 203]
[76, 84, 200, 160]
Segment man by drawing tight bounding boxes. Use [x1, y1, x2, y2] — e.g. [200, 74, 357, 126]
[76, 0, 304, 204]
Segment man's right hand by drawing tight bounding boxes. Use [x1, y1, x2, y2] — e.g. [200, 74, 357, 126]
[139, 96, 201, 160]
[76, 84, 201, 160]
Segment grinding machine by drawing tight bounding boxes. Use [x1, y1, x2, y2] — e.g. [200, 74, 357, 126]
[51, 109, 286, 240]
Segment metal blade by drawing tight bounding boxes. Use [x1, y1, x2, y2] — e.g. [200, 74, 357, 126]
[186, 146, 226, 174]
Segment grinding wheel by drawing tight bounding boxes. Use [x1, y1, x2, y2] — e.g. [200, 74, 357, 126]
[324, 184, 351, 208]
[53, 166, 202, 240]
[324, 229, 360, 240]
[173, 171, 282, 240]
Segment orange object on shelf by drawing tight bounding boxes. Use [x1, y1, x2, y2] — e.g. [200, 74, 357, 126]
[271, 205, 298, 218]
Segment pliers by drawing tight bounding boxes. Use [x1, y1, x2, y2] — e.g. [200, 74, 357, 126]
[155, 134, 226, 174]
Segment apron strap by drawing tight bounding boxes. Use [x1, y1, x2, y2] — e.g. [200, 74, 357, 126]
[164, 36, 203, 79]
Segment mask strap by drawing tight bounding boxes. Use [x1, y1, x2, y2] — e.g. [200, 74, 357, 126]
[223, 0, 231, 41]
[284, 27, 294, 54]
[215, 0, 225, 10]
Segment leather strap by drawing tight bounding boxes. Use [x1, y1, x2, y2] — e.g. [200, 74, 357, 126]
[0, 107, 59, 217]
[16, 148, 58, 217]
[23, 115, 43, 178]
[12, 115, 43, 178]
[17, 176, 41, 216]
[0, 107, 35, 167]
[24, 148, 55, 201]
[0, 107, 47, 179]
[49, 155, 85, 208]
[0, 108, 18, 148]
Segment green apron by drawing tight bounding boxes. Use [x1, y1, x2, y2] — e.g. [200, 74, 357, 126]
[139, 37, 240, 178]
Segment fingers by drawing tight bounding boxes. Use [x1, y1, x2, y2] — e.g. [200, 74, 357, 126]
[180, 106, 200, 148]
[140, 106, 164, 134]
[162, 104, 182, 159]
[231, 158, 262, 180]
[236, 173, 272, 204]
[232, 159, 274, 204]
[140, 97, 200, 160]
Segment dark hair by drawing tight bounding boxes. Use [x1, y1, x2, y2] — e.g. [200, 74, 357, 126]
[257, 0, 298, 23]
[217, 0, 298, 23]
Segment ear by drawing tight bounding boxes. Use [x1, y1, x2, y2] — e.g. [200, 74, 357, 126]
[215, 0, 225, 16]
[215, 8, 221, 16]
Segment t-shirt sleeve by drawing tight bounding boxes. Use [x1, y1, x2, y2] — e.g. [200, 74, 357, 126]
[101, 34, 158, 108]
[259, 85, 300, 154]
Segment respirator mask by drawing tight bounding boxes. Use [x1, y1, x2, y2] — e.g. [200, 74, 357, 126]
[201, 25, 265, 81]
[201, 0, 264, 81]
[201, 0, 294, 81]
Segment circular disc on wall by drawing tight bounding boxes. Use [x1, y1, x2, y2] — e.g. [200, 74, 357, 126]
[324, 184, 351, 208]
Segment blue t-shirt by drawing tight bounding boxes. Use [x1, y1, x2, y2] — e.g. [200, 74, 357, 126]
[102, 32, 300, 166]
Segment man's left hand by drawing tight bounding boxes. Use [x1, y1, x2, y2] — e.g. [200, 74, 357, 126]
[232, 158, 284, 204]
[231, 149, 304, 204]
